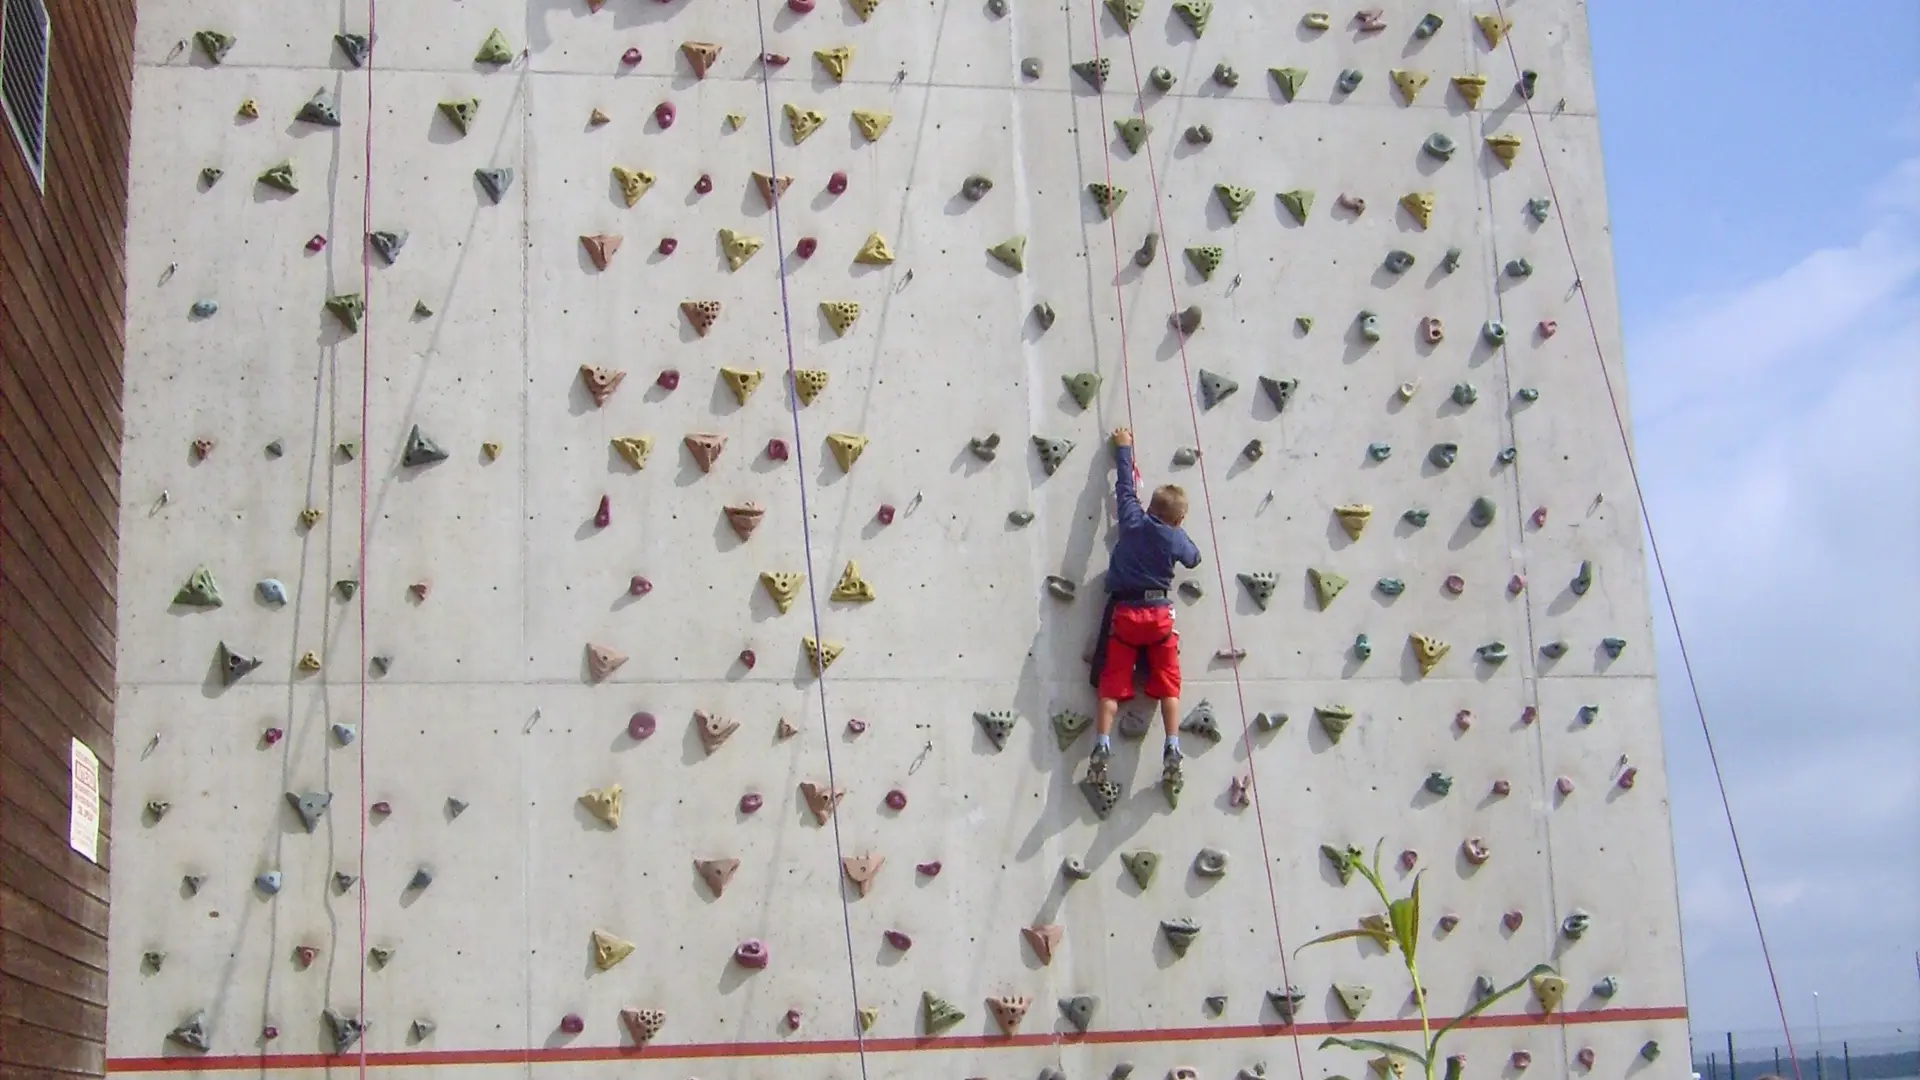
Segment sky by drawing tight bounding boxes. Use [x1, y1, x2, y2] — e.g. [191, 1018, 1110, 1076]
[1588, 0, 1919, 1047]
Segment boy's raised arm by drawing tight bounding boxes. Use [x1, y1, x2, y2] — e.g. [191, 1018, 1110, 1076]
[1112, 433, 1145, 528]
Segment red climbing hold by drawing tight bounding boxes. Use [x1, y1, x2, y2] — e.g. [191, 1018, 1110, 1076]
[595, 496, 611, 528]
[629, 575, 651, 596]
[628, 712, 656, 739]
[1530, 506, 1548, 528]
[847, 718, 868, 735]
[622, 47, 642, 65]
[1521, 705, 1538, 726]
[560, 1014, 585, 1035]
[1399, 849, 1418, 870]
[884, 930, 912, 950]
[263, 727, 284, 744]
[766, 438, 789, 460]
[1443, 574, 1465, 595]
[1507, 574, 1526, 595]
[1538, 320, 1558, 338]
[763, 52, 789, 66]
[827, 171, 848, 194]
[739, 649, 757, 669]
[371, 801, 392, 815]
[263, 1026, 279, 1040]
[784, 1008, 802, 1030]
[734, 939, 770, 968]
[788, 0, 814, 10]
[1503, 910, 1524, 931]
[1577, 1048, 1596, 1068]
[1511, 1051, 1533, 1070]
[1491, 779, 1512, 796]
[693, 174, 712, 194]
[1453, 710, 1473, 732]
[796, 237, 818, 258]
[915, 860, 942, 876]
[306, 235, 327, 252]
[654, 102, 676, 128]
[885, 789, 907, 810]
[656, 369, 680, 390]
[876, 504, 896, 525]
[658, 237, 677, 255]
[739, 792, 764, 813]
[1617, 766, 1638, 789]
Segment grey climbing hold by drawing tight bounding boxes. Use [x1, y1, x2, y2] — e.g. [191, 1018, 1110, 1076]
[1469, 496, 1497, 527]
[1059, 994, 1099, 1032]
[1376, 577, 1406, 596]
[334, 872, 358, 891]
[1254, 711, 1287, 731]
[408, 867, 433, 890]
[264, 439, 283, 457]
[1442, 247, 1463, 272]
[1424, 771, 1453, 796]
[182, 874, 205, 894]
[1212, 63, 1239, 88]
[1193, 848, 1229, 877]
[371, 655, 392, 675]
[1358, 311, 1382, 342]
[143, 950, 166, 971]
[1337, 68, 1363, 93]
[1423, 132, 1457, 159]
[1594, 976, 1620, 999]
[1171, 305, 1203, 336]
[190, 300, 218, 318]
[1045, 575, 1077, 601]
[1414, 12, 1443, 37]
[1334, 984, 1373, 1018]
[1197, 370, 1239, 409]
[199, 167, 223, 187]
[975, 710, 1017, 749]
[297, 89, 342, 127]
[1367, 443, 1393, 462]
[1384, 249, 1415, 273]
[1475, 641, 1509, 664]
[1578, 704, 1601, 724]
[1352, 634, 1372, 660]
[331, 722, 357, 745]
[412, 1019, 436, 1040]
[1031, 436, 1075, 474]
[217, 641, 262, 684]
[1526, 197, 1552, 223]
[1181, 701, 1222, 741]
[1205, 995, 1228, 1015]
[1428, 443, 1458, 469]
[1506, 257, 1534, 278]
[1178, 581, 1204, 601]
[1063, 373, 1102, 409]
[1571, 560, 1594, 595]
[1160, 918, 1201, 957]
[1062, 856, 1093, 880]
[1184, 124, 1212, 145]
[169, 1012, 212, 1051]
[1517, 387, 1541, 402]
[369, 945, 395, 966]
[335, 33, 372, 67]
[174, 566, 224, 607]
[335, 580, 358, 600]
[1642, 1041, 1663, 1062]
[1562, 911, 1591, 939]
[1451, 383, 1479, 407]
[1482, 320, 1507, 345]
[969, 433, 1003, 460]
[402, 425, 448, 467]
[1121, 850, 1160, 888]
[1118, 709, 1153, 738]
[1540, 640, 1568, 659]
[1171, 447, 1199, 467]
[1602, 636, 1627, 658]
[476, 168, 514, 203]
[1008, 510, 1034, 526]
[286, 791, 333, 832]
[195, 30, 236, 63]
[1518, 70, 1539, 100]
[1253, 376, 1296, 412]
[1032, 302, 1056, 330]
[324, 1009, 365, 1053]
[146, 799, 171, 820]
[256, 871, 283, 894]
[1473, 975, 1497, 999]
[1080, 777, 1121, 818]
[446, 797, 469, 817]
[1133, 232, 1158, 267]
[369, 230, 408, 265]
[1267, 985, 1306, 1022]
[1051, 710, 1093, 750]
[1402, 508, 1429, 526]
[1242, 439, 1263, 461]
[1149, 66, 1175, 91]
[1238, 572, 1277, 609]
[1072, 58, 1111, 88]
[1020, 58, 1041, 78]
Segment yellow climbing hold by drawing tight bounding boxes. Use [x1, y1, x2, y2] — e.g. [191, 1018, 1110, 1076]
[831, 561, 876, 603]
[611, 436, 654, 470]
[612, 166, 655, 207]
[826, 433, 868, 471]
[852, 108, 893, 141]
[591, 930, 635, 971]
[1308, 568, 1348, 609]
[237, 98, 259, 118]
[821, 301, 861, 337]
[1390, 69, 1429, 103]
[718, 228, 765, 271]
[815, 46, 854, 82]
[786, 104, 826, 143]
[858, 1007, 880, 1031]
[855, 232, 895, 265]
[720, 366, 764, 404]
[760, 571, 806, 614]
[482, 441, 503, 460]
[1410, 634, 1450, 676]
[1475, 13, 1512, 47]
[1486, 132, 1523, 167]
[726, 112, 746, 130]
[803, 636, 844, 674]
[988, 235, 1027, 272]
[847, 0, 880, 20]
[298, 651, 322, 672]
[1531, 971, 1568, 1014]
[1400, 191, 1436, 229]
[1334, 504, 1373, 539]
[792, 369, 830, 405]
[579, 784, 623, 827]
[1451, 74, 1488, 107]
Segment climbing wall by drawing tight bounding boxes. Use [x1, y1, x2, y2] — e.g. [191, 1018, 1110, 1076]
[106, 2, 1689, 1078]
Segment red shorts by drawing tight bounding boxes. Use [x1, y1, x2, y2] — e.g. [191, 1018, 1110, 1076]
[1098, 603, 1181, 702]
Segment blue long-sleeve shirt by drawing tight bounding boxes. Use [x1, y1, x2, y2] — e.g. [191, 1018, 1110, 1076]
[1105, 445, 1201, 600]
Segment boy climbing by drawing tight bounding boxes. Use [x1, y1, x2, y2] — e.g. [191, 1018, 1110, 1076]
[1088, 427, 1202, 788]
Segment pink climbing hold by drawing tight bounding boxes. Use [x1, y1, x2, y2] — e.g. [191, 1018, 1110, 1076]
[1531, 507, 1548, 528]
[629, 575, 652, 596]
[796, 237, 818, 258]
[658, 237, 678, 255]
[1437, 914, 1460, 932]
[560, 1014, 584, 1035]
[1491, 779, 1511, 797]
[734, 939, 770, 968]
[766, 438, 789, 461]
[1577, 1048, 1596, 1068]
[784, 1008, 802, 1031]
[1617, 766, 1638, 789]
[693, 174, 712, 194]
[622, 47, 642, 65]
[1399, 849, 1418, 871]
[847, 718, 868, 735]
[1539, 320, 1558, 338]
[306, 235, 327, 252]
[654, 101, 675, 128]
[1521, 705, 1538, 726]
[1227, 774, 1251, 807]
[1453, 710, 1472, 732]
[876, 504, 896, 525]
[739, 792, 764, 813]
[1503, 909, 1524, 931]
[739, 648, 757, 669]
[1444, 574, 1466, 595]
[885, 789, 907, 810]
[1556, 776, 1575, 796]
[915, 860, 942, 876]
[595, 495, 611, 528]
[788, 0, 814, 10]
[883, 929, 912, 950]
[1511, 1051, 1533, 1069]
[263, 727, 284, 744]
[263, 1026, 279, 1040]
[827, 171, 848, 194]
[371, 801, 392, 815]
[628, 712, 656, 739]
[763, 53, 789, 66]
[656, 369, 681, 390]
[1508, 574, 1526, 595]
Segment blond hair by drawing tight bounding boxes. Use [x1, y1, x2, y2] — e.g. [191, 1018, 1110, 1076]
[1149, 484, 1188, 524]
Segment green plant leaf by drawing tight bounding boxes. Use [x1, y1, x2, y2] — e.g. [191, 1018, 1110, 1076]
[1431, 963, 1557, 1050]
[1295, 926, 1393, 954]
[1320, 1036, 1428, 1068]
[1388, 872, 1423, 961]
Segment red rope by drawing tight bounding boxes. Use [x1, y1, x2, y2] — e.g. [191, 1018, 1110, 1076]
[1080, 9, 1138, 440]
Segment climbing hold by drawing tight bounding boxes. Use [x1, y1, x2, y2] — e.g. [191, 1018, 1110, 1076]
[1337, 69, 1364, 93]
[1486, 132, 1524, 168]
[1277, 189, 1314, 224]
[1060, 994, 1099, 1032]
[1078, 184, 1129, 223]
[1114, 119, 1153, 157]
[1330, 984, 1374, 1019]
[1237, 572, 1278, 610]
[1072, 57, 1113, 89]
[1409, 633, 1451, 676]
[296, 89, 341, 127]
[1051, 710, 1093, 750]
[922, 991, 967, 1035]
[173, 566, 224, 608]
[579, 233, 623, 271]
[986, 235, 1027, 272]
[1391, 69, 1430, 103]
[1193, 848, 1229, 878]
[611, 166, 655, 207]
[286, 791, 333, 832]
[368, 229, 407, 265]
[783, 103, 827, 144]
[1170, 306, 1204, 337]
[802, 636, 844, 674]
[1593, 976, 1619, 1000]
[1467, 496, 1497, 528]
[825, 432, 867, 471]
[236, 97, 259, 118]
[612, 1008, 665, 1049]
[848, 0, 882, 18]
[255, 870, 283, 894]
[719, 366, 764, 404]
[579, 365, 627, 407]
[969, 434, 1002, 461]
[1480, 319, 1509, 347]
[1044, 575, 1078, 602]
[1421, 771, 1455, 798]
[199, 166, 223, 188]
[1423, 132, 1457, 160]
[1506, 257, 1534, 278]
[1331, 504, 1374, 540]
[586, 642, 628, 683]
[1308, 568, 1347, 609]
[681, 433, 726, 472]
[1443, 574, 1466, 595]
[984, 995, 1031, 1035]
[216, 642, 262, 685]
[1375, 577, 1406, 598]
[1080, 776, 1121, 817]
[1171, 0, 1211, 35]
[696, 711, 740, 754]
[1179, 701, 1221, 742]
[1170, 447, 1199, 468]
[396, 425, 447, 468]
[1251, 376, 1297, 414]
[166, 1010, 212, 1052]
[1450, 382, 1480, 408]
[1314, 704, 1354, 742]
[1474, 13, 1512, 47]
[580, 784, 623, 828]
[1395, 194, 1438, 235]
[474, 167, 514, 203]
[366, 944, 396, 967]
[1215, 184, 1256, 222]
[1160, 918, 1201, 957]
[194, 29, 237, 64]
[974, 710, 1017, 750]
[1474, 641, 1509, 666]
[1270, 66, 1307, 100]
[1196, 370, 1239, 410]
[1525, 196, 1554, 223]
[474, 27, 515, 64]
[815, 300, 862, 338]
[1031, 436, 1075, 474]
[604, 436, 653, 472]
[1561, 910, 1592, 939]
[814, 45, 855, 82]
[831, 562, 875, 603]
[1571, 559, 1594, 595]
[1530, 971, 1567, 1014]
[842, 233, 898, 272]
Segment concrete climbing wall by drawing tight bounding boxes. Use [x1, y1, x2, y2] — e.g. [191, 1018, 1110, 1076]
[106, 2, 1689, 1078]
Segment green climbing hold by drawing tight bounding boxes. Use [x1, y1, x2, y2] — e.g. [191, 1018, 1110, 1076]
[475, 28, 514, 65]
[1507, 257, 1535, 278]
[1429, 443, 1458, 470]
[1115, 118, 1151, 154]
[1384, 249, 1415, 273]
[1148, 66, 1175, 92]
[439, 98, 480, 134]
[1181, 700, 1222, 741]
[173, 566, 223, 608]
[975, 710, 1017, 750]
[199, 167, 223, 187]
[1335, 984, 1373, 1018]
[1105, 0, 1143, 30]
[1185, 246, 1224, 279]
[297, 89, 341, 127]
[1051, 710, 1092, 750]
[1258, 375, 1297, 411]
[1270, 67, 1307, 101]
[1517, 387, 1541, 402]
[257, 161, 298, 193]
[1087, 183, 1127, 218]
[1314, 704, 1353, 742]
[1238, 571, 1277, 610]
[1376, 577, 1405, 596]
[1482, 320, 1508, 345]
[1469, 496, 1496, 527]
[987, 235, 1026, 272]
[1063, 373, 1102, 409]
[195, 30, 236, 64]
[1337, 69, 1363, 93]
[1322, 842, 1363, 883]
[1295, 315, 1314, 333]
[1451, 383, 1479, 407]
[325, 293, 365, 332]
[921, 992, 966, 1035]
[1309, 568, 1347, 609]
[1277, 189, 1314, 224]
[1121, 850, 1160, 888]
[1359, 311, 1383, 342]
[402, 425, 448, 467]
[1475, 641, 1509, 664]
[1424, 771, 1454, 796]
[1172, 0, 1211, 36]
[1197, 370, 1238, 409]
[1032, 436, 1074, 474]
[1367, 443, 1392, 461]
[1213, 63, 1239, 87]
[1160, 918, 1201, 957]
[1415, 13, 1444, 37]
[1215, 184, 1256, 223]
[1402, 508, 1429, 527]
[1527, 197, 1553, 223]
[1423, 132, 1457, 160]
[1571, 559, 1594, 595]
[1073, 58, 1111, 89]
[1008, 510, 1034, 527]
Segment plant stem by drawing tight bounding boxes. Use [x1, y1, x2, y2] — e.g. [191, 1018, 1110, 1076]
[1410, 957, 1434, 1080]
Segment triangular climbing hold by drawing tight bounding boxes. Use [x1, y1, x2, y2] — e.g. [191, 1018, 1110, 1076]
[1172, 0, 1211, 36]
[1181, 700, 1222, 741]
[402, 425, 448, 467]
[1335, 984, 1373, 1018]
[258, 161, 298, 193]
[1087, 183, 1127, 218]
[1278, 189, 1314, 224]
[1051, 710, 1092, 750]
[726, 112, 745, 130]
[761, 571, 805, 612]
[751, 172, 794, 207]
[826, 432, 867, 471]
[696, 710, 740, 753]
[1063, 373, 1102, 409]
[1114, 118, 1151, 154]
[591, 929, 635, 970]
[1335, 504, 1373, 539]
[580, 365, 626, 407]
[368, 230, 407, 265]
[858, 1007, 879, 1031]
[719, 366, 763, 404]
[1161, 918, 1201, 957]
[174, 566, 224, 607]
[1060, 994, 1098, 1032]
[586, 643, 627, 682]
[1215, 184, 1256, 223]
[840, 854, 884, 895]
[285, 791, 332, 832]
[580, 234, 622, 270]
[785, 103, 826, 143]
[297, 89, 341, 126]
[1197, 369, 1239, 409]
[195, 30, 236, 63]
[475, 28, 514, 65]
[611, 436, 653, 470]
[620, 1008, 666, 1047]
[1475, 13, 1512, 47]
[169, 1011, 211, 1051]
[580, 784, 623, 826]
[1309, 568, 1348, 609]
[820, 301, 861, 337]
[1072, 58, 1111, 89]
[1451, 74, 1488, 107]
[1400, 192, 1436, 229]
[1105, 0, 1143, 31]
[792, 369, 829, 404]
[987, 235, 1027, 272]
[1315, 704, 1354, 742]
[1410, 633, 1450, 676]
[439, 98, 480, 134]
[922, 992, 966, 1035]
[854, 232, 895, 265]
[1270, 67, 1307, 100]
[803, 636, 844, 674]
[848, 0, 881, 21]
[1531, 971, 1568, 1014]
[1486, 132, 1523, 167]
[1238, 572, 1278, 610]
[726, 503, 766, 540]
[475, 167, 514, 202]
[1121, 850, 1160, 888]
[323, 294, 365, 332]
[852, 109, 892, 141]
[975, 710, 1017, 749]
[716, 229, 765, 272]
[1031, 436, 1074, 474]
[1390, 69, 1430, 103]
[1022, 924, 1064, 964]
[831, 562, 875, 602]
[695, 857, 739, 897]
[800, 781, 844, 823]
[680, 41, 722, 77]
[987, 995, 1031, 1035]
[1259, 375, 1298, 411]
[612, 166, 655, 207]
[814, 46, 854, 81]
[681, 300, 722, 336]
[684, 433, 726, 472]
[1185, 245, 1223, 279]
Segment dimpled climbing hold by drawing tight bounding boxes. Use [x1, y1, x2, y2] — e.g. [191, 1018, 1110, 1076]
[586, 642, 628, 682]
[1087, 183, 1127, 218]
[922, 992, 966, 1034]
[258, 161, 298, 193]
[1080, 775, 1121, 817]
[1105, 0, 1143, 30]
[173, 566, 224, 608]
[1392, 69, 1429, 103]
[1197, 370, 1239, 409]
[217, 642, 262, 684]
[760, 571, 804, 612]
[296, 89, 341, 126]
[580, 365, 626, 407]
[987, 235, 1027, 271]
[848, 0, 881, 19]
[1051, 710, 1093, 749]
[1270, 67, 1307, 100]
[1475, 13, 1512, 46]
[1401, 191, 1436, 228]
[618, 1007, 666, 1048]
[784, 104, 826, 144]
[1314, 704, 1354, 742]
[1216, 184, 1256, 222]
[1173, 0, 1211, 36]
[439, 97, 480, 134]
[1384, 249, 1416, 274]
[831, 561, 875, 603]
[1483, 319, 1508, 345]
[1308, 568, 1347, 609]
[1469, 496, 1497, 527]
[611, 166, 654, 207]
[987, 995, 1031, 1034]
[1277, 189, 1314, 224]
[1530, 971, 1567, 1013]
[825, 432, 867, 471]
[1409, 633, 1450, 676]
[1062, 372, 1102, 410]
[580, 784, 623, 827]
[1032, 436, 1074, 474]
[1337, 69, 1364, 93]
[1238, 572, 1278, 609]
[1185, 245, 1224, 280]
[1486, 132, 1523, 167]
[1060, 994, 1099, 1032]
[1423, 132, 1458, 160]
[803, 636, 843, 674]
[237, 98, 259, 118]
[1179, 701, 1222, 742]
[820, 301, 861, 336]
[975, 710, 1017, 749]
[1160, 918, 1201, 957]
[1073, 57, 1111, 88]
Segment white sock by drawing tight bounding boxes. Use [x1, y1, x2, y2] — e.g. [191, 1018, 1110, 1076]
[1095, 734, 1112, 750]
